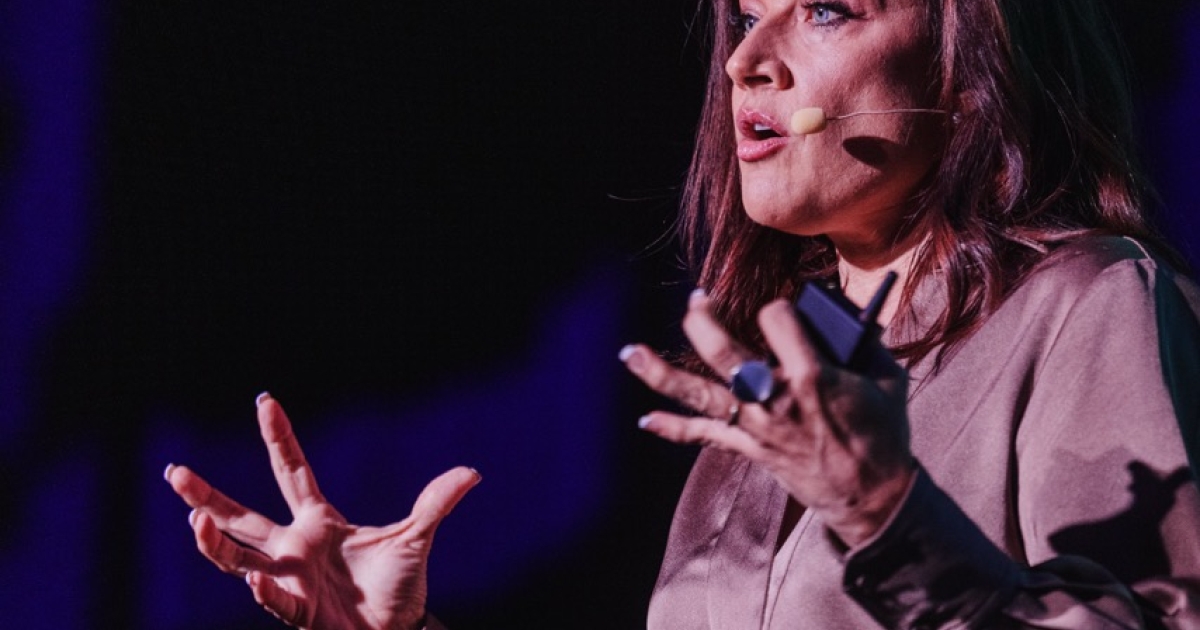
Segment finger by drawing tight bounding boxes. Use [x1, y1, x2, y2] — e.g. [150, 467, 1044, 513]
[755, 300, 836, 423]
[757, 299, 823, 384]
[257, 393, 326, 514]
[735, 391, 806, 442]
[408, 466, 482, 540]
[760, 299, 903, 381]
[639, 412, 767, 457]
[164, 464, 277, 548]
[620, 344, 738, 419]
[682, 290, 755, 380]
[248, 570, 308, 628]
[193, 510, 274, 575]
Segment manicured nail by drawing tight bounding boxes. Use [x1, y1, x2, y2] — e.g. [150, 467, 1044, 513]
[689, 288, 707, 306]
[163, 463, 176, 482]
[188, 509, 198, 527]
[638, 416, 654, 430]
[619, 345, 646, 372]
[255, 391, 271, 407]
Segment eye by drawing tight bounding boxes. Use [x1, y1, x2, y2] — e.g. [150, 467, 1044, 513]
[812, 6, 837, 24]
[730, 12, 760, 38]
[801, 2, 853, 27]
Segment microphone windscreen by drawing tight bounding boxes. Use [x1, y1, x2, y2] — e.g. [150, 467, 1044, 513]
[790, 108, 828, 135]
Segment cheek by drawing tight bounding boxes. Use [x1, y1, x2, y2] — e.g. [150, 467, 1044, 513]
[874, 38, 940, 114]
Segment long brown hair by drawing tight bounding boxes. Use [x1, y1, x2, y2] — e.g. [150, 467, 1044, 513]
[681, 0, 1178, 368]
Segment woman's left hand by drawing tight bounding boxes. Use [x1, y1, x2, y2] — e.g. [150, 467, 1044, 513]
[622, 290, 915, 547]
[165, 395, 478, 630]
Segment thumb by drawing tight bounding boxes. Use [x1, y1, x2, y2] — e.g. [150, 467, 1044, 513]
[409, 466, 481, 538]
[248, 570, 308, 627]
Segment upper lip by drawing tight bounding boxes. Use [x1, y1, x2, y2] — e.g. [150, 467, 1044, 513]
[736, 108, 788, 140]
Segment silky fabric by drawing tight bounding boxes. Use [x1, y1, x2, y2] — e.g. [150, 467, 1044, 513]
[649, 236, 1200, 629]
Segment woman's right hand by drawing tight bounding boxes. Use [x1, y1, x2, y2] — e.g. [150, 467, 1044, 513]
[164, 393, 480, 630]
[624, 293, 913, 548]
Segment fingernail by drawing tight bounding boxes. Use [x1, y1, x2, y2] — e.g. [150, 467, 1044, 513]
[619, 345, 646, 372]
[163, 463, 176, 482]
[638, 415, 654, 430]
[245, 571, 257, 586]
[188, 509, 198, 527]
[689, 288, 708, 306]
[255, 391, 271, 407]
[468, 467, 483, 481]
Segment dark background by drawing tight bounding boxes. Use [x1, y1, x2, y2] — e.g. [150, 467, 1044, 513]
[1, 1, 1197, 628]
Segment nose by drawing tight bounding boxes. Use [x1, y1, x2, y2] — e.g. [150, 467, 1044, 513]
[725, 25, 792, 90]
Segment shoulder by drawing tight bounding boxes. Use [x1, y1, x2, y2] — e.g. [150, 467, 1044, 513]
[1011, 235, 1198, 318]
[1030, 235, 1157, 287]
[948, 235, 1200, 377]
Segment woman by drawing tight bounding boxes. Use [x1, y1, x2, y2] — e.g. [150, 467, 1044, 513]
[166, 0, 1200, 628]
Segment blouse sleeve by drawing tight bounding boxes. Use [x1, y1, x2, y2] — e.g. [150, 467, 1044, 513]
[843, 254, 1200, 629]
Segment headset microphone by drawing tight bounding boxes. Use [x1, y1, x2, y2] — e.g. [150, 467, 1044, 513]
[789, 107, 948, 135]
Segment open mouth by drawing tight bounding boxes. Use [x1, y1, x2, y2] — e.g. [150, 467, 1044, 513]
[735, 111, 790, 161]
[750, 123, 784, 140]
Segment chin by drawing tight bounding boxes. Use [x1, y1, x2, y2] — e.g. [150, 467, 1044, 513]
[741, 196, 828, 237]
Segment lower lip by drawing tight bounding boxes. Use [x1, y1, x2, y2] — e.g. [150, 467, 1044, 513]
[736, 137, 789, 162]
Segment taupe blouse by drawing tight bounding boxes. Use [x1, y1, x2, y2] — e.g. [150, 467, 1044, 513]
[648, 237, 1200, 629]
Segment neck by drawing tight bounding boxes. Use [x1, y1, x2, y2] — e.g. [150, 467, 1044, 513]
[834, 232, 926, 328]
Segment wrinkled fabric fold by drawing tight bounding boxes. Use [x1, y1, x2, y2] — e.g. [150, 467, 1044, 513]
[649, 237, 1200, 630]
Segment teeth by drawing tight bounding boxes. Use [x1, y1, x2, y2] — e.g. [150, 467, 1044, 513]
[753, 123, 772, 132]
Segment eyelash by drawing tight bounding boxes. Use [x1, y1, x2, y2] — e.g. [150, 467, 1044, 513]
[729, 12, 759, 38]
[802, 2, 854, 28]
[730, 2, 855, 38]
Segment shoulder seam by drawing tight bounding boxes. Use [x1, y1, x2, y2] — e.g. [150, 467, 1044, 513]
[1121, 235, 1154, 262]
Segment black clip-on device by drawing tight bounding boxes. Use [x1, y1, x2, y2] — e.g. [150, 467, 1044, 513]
[731, 272, 897, 404]
[795, 270, 897, 373]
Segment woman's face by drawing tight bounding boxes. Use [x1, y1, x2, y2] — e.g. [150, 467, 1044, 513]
[727, 0, 942, 248]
